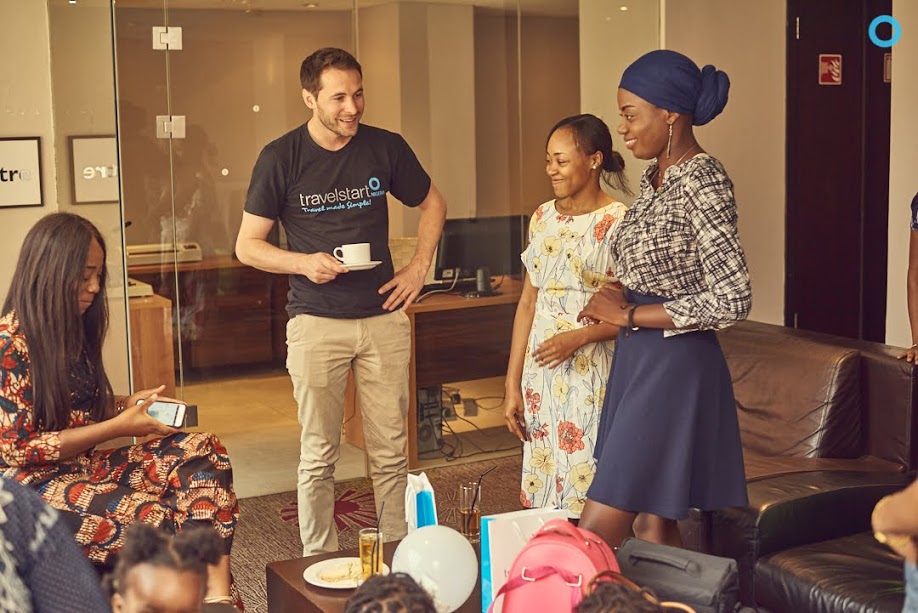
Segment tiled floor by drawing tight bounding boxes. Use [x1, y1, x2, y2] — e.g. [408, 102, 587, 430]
[182, 371, 520, 499]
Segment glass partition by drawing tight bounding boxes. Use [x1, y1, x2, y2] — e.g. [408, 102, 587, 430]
[110, 0, 591, 492]
[47, 0, 131, 394]
[115, 0, 360, 498]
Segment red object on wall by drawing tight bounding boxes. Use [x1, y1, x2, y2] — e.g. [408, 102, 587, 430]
[819, 54, 843, 85]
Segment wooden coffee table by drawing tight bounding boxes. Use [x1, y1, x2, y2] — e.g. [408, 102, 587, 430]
[266, 540, 482, 612]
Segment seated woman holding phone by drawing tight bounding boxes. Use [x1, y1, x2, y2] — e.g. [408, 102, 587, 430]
[0, 213, 242, 609]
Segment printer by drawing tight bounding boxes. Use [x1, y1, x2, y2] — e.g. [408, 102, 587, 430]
[126, 242, 203, 267]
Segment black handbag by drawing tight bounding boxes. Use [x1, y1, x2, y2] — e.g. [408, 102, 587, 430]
[616, 538, 740, 613]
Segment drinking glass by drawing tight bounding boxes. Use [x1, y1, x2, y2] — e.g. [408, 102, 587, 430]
[357, 527, 384, 584]
[459, 481, 481, 543]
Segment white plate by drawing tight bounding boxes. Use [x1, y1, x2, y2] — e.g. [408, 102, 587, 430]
[342, 260, 382, 271]
[302, 557, 390, 590]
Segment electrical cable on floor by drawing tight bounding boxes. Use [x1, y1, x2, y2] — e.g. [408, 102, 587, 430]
[418, 387, 520, 462]
[443, 417, 488, 453]
[470, 395, 505, 410]
[436, 409, 520, 462]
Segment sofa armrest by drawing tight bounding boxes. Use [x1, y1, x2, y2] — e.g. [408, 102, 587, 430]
[709, 470, 911, 605]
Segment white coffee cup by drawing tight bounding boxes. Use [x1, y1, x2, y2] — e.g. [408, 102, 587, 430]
[333, 242, 371, 264]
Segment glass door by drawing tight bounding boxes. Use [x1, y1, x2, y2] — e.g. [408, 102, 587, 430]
[46, 0, 132, 403]
[115, 0, 361, 499]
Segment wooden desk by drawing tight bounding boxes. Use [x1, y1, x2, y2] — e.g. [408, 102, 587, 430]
[266, 540, 482, 613]
[344, 280, 522, 468]
[128, 256, 288, 372]
[127, 294, 177, 397]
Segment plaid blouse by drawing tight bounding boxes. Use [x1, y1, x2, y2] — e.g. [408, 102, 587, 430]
[611, 154, 751, 337]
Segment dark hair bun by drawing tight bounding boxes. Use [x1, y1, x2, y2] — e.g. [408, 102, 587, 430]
[694, 65, 729, 126]
[603, 150, 625, 173]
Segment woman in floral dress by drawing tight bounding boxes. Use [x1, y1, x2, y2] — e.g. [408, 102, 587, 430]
[504, 114, 629, 518]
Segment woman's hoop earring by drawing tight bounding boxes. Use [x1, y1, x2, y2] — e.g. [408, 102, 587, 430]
[666, 123, 673, 158]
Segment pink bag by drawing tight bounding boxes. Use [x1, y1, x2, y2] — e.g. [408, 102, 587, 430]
[488, 519, 619, 613]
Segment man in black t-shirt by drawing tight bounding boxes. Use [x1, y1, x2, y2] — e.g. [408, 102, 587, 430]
[236, 48, 447, 556]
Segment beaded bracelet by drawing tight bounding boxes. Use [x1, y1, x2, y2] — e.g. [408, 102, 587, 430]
[115, 396, 127, 414]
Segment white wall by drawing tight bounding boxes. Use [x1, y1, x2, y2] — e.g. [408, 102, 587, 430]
[580, 0, 785, 326]
[665, 0, 786, 326]
[48, 0, 130, 392]
[0, 1, 58, 295]
[579, 0, 660, 205]
[360, 2, 477, 237]
[0, 1, 130, 392]
[885, 0, 918, 345]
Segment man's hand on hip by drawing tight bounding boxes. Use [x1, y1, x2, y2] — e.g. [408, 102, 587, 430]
[301, 252, 348, 284]
[379, 259, 426, 311]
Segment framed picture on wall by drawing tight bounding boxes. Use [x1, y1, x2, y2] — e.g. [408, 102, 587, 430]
[70, 135, 119, 204]
[0, 136, 43, 208]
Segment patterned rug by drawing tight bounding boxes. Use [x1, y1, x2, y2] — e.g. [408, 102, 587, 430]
[233, 454, 523, 612]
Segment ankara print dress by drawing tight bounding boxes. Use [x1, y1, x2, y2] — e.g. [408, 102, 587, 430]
[518, 199, 626, 518]
[0, 311, 238, 570]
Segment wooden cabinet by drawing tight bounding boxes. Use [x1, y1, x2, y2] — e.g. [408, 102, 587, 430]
[128, 256, 288, 373]
[128, 294, 177, 397]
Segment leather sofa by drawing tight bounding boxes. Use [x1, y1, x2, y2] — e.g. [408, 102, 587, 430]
[686, 321, 917, 612]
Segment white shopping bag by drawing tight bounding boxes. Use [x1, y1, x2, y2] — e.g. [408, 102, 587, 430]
[480, 507, 567, 613]
[405, 472, 438, 532]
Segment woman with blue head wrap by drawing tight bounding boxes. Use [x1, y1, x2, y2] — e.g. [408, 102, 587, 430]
[577, 50, 752, 549]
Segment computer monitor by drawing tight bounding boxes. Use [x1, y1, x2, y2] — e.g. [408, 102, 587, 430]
[434, 215, 527, 295]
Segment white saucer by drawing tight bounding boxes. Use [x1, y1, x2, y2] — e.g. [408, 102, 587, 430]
[342, 260, 382, 271]
[302, 557, 390, 590]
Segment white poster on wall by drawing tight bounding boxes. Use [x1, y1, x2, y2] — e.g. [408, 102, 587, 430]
[70, 135, 119, 204]
[0, 137, 43, 208]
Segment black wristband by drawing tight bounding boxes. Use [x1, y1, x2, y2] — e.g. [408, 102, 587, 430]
[627, 304, 639, 331]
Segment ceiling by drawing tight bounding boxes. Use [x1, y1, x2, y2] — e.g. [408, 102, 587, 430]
[112, 0, 579, 17]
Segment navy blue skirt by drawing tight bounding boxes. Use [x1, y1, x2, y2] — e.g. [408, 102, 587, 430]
[588, 290, 748, 519]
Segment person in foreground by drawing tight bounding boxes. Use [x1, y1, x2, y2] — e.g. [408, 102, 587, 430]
[576, 581, 665, 613]
[871, 445, 918, 612]
[0, 213, 241, 609]
[236, 47, 446, 556]
[503, 114, 628, 518]
[106, 523, 236, 613]
[0, 475, 110, 612]
[577, 49, 752, 548]
[897, 192, 918, 363]
[344, 572, 436, 613]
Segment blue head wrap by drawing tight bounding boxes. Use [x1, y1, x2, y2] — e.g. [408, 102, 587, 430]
[619, 49, 729, 126]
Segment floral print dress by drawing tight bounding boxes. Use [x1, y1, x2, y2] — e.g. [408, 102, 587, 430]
[519, 199, 626, 517]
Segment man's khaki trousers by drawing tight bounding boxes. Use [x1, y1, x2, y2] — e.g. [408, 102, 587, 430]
[286, 310, 410, 556]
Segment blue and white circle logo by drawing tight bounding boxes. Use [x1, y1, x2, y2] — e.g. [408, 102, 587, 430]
[868, 15, 902, 48]
[368, 177, 381, 191]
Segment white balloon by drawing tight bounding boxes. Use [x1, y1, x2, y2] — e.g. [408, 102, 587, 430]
[391, 525, 478, 613]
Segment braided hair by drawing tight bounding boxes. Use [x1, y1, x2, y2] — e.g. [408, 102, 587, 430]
[576, 580, 665, 613]
[344, 572, 437, 613]
[104, 523, 223, 599]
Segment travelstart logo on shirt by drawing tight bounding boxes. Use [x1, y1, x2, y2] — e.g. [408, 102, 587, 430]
[299, 176, 386, 213]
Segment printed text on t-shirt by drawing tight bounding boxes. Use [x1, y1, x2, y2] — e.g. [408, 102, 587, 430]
[299, 176, 385, 213]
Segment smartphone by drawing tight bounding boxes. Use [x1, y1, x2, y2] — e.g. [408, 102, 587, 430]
[146, 400, 186, 428]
